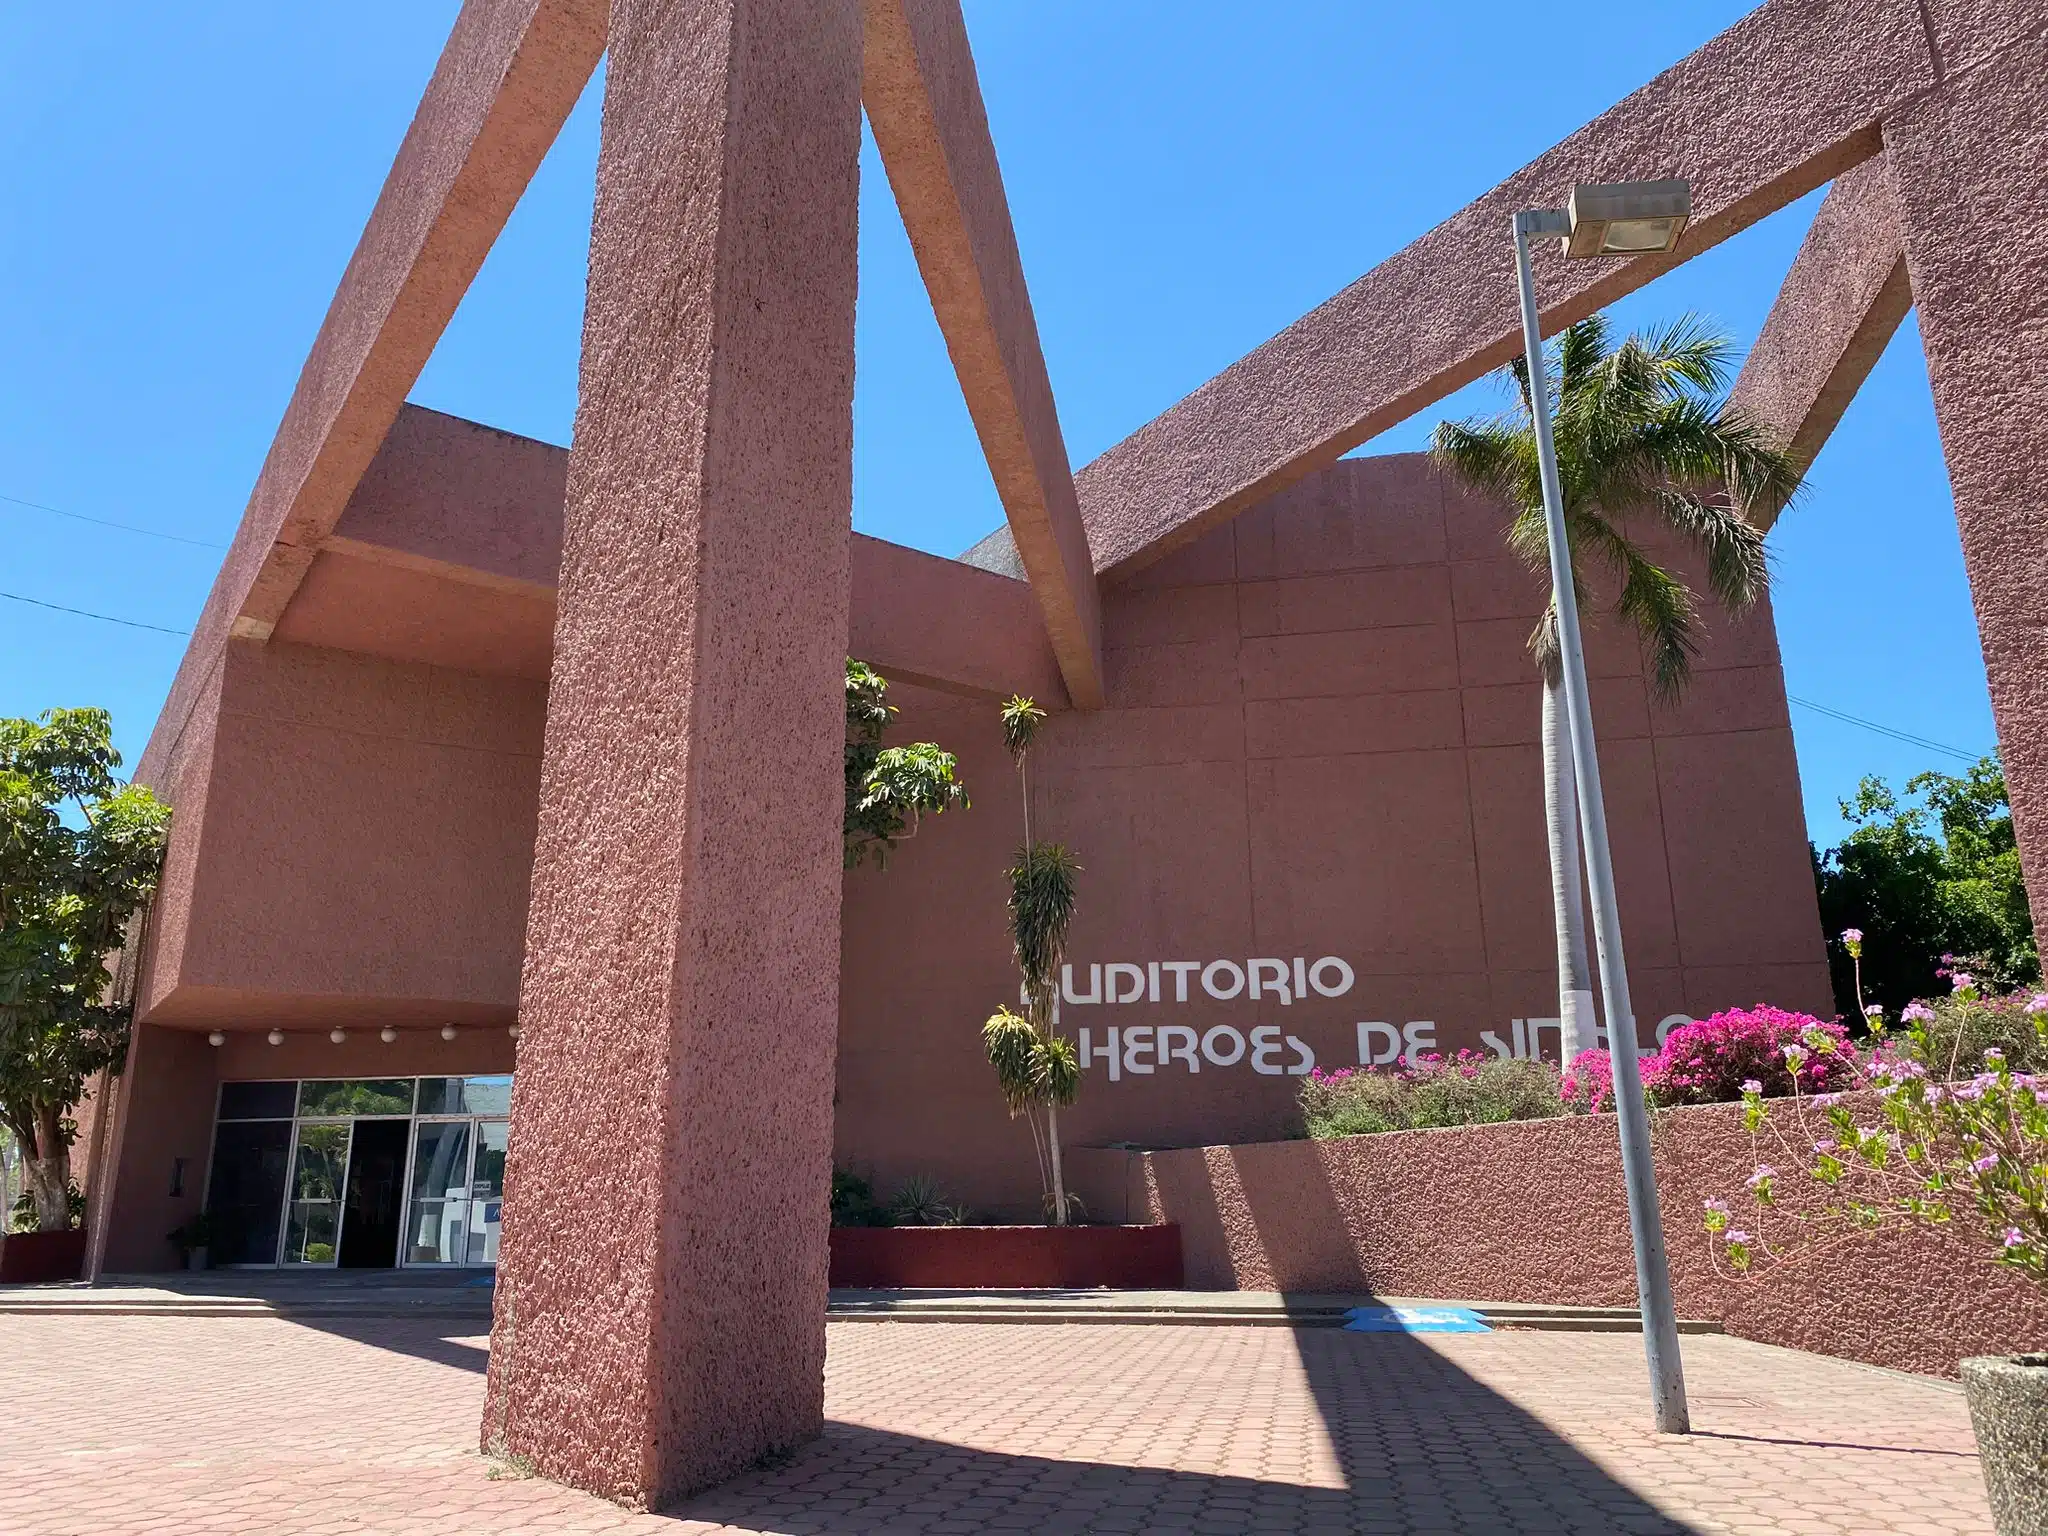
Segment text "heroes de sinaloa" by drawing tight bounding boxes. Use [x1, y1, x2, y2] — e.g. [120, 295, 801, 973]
[1060, 957, 1355, 1007]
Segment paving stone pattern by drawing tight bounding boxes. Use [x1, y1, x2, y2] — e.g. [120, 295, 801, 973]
[0, 1314, 1991, 1534]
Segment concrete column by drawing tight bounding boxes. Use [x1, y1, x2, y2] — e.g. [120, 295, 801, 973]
[1884, 30, 2048, 925]
[483, 0, 862, 1508]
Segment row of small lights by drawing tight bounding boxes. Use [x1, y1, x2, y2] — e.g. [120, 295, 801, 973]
[203, 1024, 522, 1047]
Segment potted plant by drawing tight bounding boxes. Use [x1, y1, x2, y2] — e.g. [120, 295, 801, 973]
[1704, 953, 2048, 1531]
[168, 1212, 216, 1272]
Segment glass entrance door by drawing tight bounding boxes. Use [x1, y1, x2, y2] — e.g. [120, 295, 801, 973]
[404, 1117, 508, 1265]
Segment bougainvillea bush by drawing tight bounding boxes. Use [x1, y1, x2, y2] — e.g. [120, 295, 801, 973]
[1561, 1006, 1858, 1111]
[1703, 978, 2048, 1293]
[1300, 1052, 1566, 1139]
[1650, 1008, 1857, 1104]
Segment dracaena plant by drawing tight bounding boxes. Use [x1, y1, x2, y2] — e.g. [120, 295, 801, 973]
[982, 696, 1083, 1225]
[1703, 964, 2048, 1292]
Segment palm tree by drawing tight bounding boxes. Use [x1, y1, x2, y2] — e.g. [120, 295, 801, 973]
[1431, 314, 1803, 1064]
[983, 696, 1082, 1224]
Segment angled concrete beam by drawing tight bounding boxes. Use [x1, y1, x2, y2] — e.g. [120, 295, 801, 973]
[1076, 0, 1941, 581]
[1884, 26, 2048, 929]
[1730, 155, 1913, 527]
[140, 0, 603, 780]
[861, 0, 1105, 707]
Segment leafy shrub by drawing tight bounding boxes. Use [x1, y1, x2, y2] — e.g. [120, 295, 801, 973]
[1300, 1052, 1567, 1139]
[1912, 987, 2048, 1078]
[830, 1166, 891, 1228]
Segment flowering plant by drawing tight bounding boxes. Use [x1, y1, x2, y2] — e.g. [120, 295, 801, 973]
[1561, 1006, 1856, 1112]
[1704, 977, 2048, 1291]
[1649, 1007, 1857, 1104]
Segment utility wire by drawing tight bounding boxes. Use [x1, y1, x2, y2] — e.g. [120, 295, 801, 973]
[0, 577, 2005, 766]
[1787, 694, 1985, 765]
[0, 589, 191, 636]
[0, 491, 227, 550]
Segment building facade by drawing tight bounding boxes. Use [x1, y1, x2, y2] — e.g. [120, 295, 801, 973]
[83, 405, 1826, 1267]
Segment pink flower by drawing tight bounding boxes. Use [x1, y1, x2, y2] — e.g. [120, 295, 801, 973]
[2029, 993, 2048, 1017]
[1726, 1231, 1751, 1245]
[1952, 973, 1976, 994]
[1972, 1156, 1999, 1174]
[1741, 1079, 1763, 1096]
[2004, 1228, 2026, 1249]
[1902, 1002, 1935, 1024]
[1841, 928, 1863, 944]
[1746, 1165, 1775, 1189]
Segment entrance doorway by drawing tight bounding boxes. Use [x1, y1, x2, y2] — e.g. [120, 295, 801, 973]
[337, 1119, 408, 1268]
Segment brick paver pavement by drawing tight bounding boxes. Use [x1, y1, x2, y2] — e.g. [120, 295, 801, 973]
[0, 1313, 1991, 1534]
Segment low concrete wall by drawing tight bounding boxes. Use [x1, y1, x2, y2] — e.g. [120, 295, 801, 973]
[1092, 1104, 2048, 1379]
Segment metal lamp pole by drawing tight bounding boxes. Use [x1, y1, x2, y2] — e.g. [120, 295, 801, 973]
[1511, 197, 1689, 1434]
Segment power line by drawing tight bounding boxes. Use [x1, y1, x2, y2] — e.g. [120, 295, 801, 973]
[0, 589, 191, 636]
[1787, 694, 1985, 765]
[0, 579, 2007, 767]
[0, 491, 227, 550]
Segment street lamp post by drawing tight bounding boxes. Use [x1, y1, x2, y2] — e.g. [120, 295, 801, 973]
[1511, 178, 1693, 1435]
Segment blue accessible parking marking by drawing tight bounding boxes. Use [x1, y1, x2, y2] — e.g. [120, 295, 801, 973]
[1342, 1305, 1491, 1334]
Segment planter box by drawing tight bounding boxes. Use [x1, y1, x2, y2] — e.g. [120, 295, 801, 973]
[830, 1224, 1182, 1289]
[0, 1228, 87, 1284]
[1962, 1354, 2048, 1534]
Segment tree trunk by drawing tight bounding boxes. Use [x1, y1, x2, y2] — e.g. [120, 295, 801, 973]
[1047, 1101, 1067, 1227]
[28, 1102, 72, 1233]
[1543, 677, 1596, 1065]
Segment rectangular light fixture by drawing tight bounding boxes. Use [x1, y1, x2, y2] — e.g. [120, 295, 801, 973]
[1564, 179, 1691, 258]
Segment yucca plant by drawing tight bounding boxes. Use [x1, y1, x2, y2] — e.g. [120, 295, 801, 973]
[982, 697, 1083, 1223]
[1431, 314, 1802, 1063]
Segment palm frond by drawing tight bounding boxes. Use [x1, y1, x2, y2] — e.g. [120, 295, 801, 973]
[1429, 418, 1534, 510]
[1614, 546, 1700, 702]
[1651, 489, 1770, 614]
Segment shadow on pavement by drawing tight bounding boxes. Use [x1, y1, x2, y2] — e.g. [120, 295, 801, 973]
[659, 1330, 1699, 1536]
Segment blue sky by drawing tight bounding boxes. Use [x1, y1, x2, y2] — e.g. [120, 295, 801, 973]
[0, 2, 1994, 848]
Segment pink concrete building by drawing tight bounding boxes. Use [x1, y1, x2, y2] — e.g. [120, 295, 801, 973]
[76, 0, 2048, 1508]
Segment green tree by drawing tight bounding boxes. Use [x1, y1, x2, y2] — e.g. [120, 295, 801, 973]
[0, 710, 171, 1232]
[1814, 756, 2038, 1017]
[1431, 314, 1802, 1062]
[843, 659, 967, 869]
[982, 696, 1081, 1224]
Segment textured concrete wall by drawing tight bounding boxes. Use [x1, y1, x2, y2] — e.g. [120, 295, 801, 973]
[836, 454, 1828, 1219]
[1122, 1104, 2048, 1380]
[93, 1026, 219, 1274]
[139, 638, 543, 1028]
[1884, 25, 2048, 931]
[485, 0, 863, 1508]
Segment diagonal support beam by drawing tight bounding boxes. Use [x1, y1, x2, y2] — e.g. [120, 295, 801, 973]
[142, 0, 604, 779]
[1729, 155, 1913, 527]
[1074, 0, 1944, 581]
[861, 0, 1105, 708]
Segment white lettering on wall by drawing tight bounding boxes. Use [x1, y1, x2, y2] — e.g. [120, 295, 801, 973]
[1061, 958, 1357, 1005]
